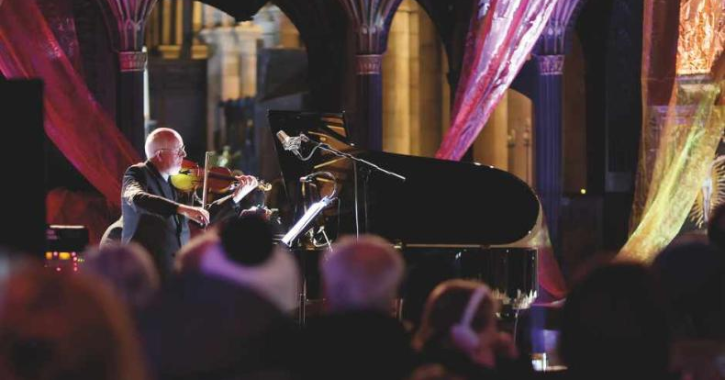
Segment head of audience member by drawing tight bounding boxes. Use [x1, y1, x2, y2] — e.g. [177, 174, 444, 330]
[321, 235, 404, 314]
[559, 262, 670, 378]
[652, 240, 725, 339]
[174, 229, 220, 275]
[83, 243, 160, 311]
[144, 127, 186, 177]
[0, 266, 148, 380]
[707, 202, 725, 252]
[413, 279, 514, 369]
[220, 213, 275, 266]
[201, 214, 300, 312]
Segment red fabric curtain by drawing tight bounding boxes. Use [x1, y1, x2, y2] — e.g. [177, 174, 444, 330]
[436, 0, 559, 160]
[0, 0, 139, 207]
[0, 0, 140, 244]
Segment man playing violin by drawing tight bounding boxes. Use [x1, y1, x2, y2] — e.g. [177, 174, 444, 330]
[121, 128, 258, 281]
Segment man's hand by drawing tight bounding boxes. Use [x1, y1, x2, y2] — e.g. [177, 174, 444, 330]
[178, 204, 210, 226]
[232, 175, 258, 203]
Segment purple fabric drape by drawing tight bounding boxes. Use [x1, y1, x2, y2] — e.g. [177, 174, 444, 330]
[0, 0, 140, 207]
[436, 0, 559, 160]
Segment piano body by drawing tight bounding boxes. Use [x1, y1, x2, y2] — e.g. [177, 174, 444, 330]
[268, 111, 541, 321]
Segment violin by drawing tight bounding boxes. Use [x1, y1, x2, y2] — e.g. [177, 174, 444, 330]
[170, 159, 272, 194]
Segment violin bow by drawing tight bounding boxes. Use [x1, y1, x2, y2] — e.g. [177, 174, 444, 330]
[201, 151, 212, 210]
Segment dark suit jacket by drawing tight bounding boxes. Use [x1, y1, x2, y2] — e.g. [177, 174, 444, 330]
[121, 161, 242, 279]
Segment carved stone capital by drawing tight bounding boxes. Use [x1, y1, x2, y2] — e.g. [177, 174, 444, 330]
[356, 54, 383, 75]
[536, 55, 565, 76]
[339, 0, 402, 54]
[99, 0, 157, 52]
[119, 51, 147, 72]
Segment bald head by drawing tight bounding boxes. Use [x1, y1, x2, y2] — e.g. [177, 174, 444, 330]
[145, 128, 185, 176]
[145, 128, 183, 159]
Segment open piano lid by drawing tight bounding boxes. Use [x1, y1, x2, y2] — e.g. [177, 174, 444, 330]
[268, 110, 540, 247]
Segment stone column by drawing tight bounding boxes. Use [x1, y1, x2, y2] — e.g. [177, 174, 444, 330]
[339, 0, 404, 151]
[475, 93, 509, 169]
[416, 5, 444, 157]
[382, 2, 413, 154]
[200, 27, 241, 150]
[532, 0, 585, 252]
[200, 21, 262, 150]
[253, 6, 281, 48]
[98, 0, 157, 155]
[235, 23, 262, 98]
[534, 54, 565, 249]
[507, 91, 533, 184]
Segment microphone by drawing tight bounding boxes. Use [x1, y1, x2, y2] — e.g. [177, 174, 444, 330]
[276, 130, 304, 158]
[277, 130, 302, 158]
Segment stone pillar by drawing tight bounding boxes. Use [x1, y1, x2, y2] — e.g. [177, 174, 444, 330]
[339, 0, 404, 151]
[356, 54, 385, 150]
[98, 0, 158, 155]
[200, 27, 240, 150]
[475, 93, 509, 169]
[382, 0, 443, 157]
[200, 22, 262, 150]
[507, 91, 533, 184]
[253, 6, 281, 48]
[383, 2, 413, 154]
[532, 0, 585, 252]
[416, 7, 444, 157]
[235, 23, 262, 98]
[534, 54, 565, 249]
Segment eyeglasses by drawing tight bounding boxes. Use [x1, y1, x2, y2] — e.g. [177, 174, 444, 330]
[156, 145, 186, 157]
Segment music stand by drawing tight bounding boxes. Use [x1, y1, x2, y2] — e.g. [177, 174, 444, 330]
[281, 195, 334, 325]
[281, 195, 334, 247]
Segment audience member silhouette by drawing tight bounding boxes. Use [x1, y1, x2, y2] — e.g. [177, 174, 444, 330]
[0, 265, 149, 380]
[558, 263, 672, 380]
[138, 215, 300, 380]
[84, 242, 160, 312]
[173, 229, 220, 275]
[652, 240, 725, 339]
[302, 234, 414, 380]
[201, 214, 300, 313]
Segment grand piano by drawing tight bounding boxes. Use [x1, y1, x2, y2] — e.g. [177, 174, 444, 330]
[268, 110, 541, 322]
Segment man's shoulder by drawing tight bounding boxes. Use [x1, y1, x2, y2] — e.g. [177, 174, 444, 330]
[125, 162, 150, 175]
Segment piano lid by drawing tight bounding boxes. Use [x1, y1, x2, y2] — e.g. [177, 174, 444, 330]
[268, 110, 540, 246]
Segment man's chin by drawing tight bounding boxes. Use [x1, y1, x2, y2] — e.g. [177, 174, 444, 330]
[169, 166, 182, 176]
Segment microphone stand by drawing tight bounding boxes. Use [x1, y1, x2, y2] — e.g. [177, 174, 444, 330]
[301, 137, 406, 238]
[310, 141, 406, 182]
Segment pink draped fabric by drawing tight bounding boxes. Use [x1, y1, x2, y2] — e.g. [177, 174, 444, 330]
[0, 0, 140, 208]
[36, 0, 84, 73]
[435, 0, 566, 299]
[436, 0, 559, 160]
